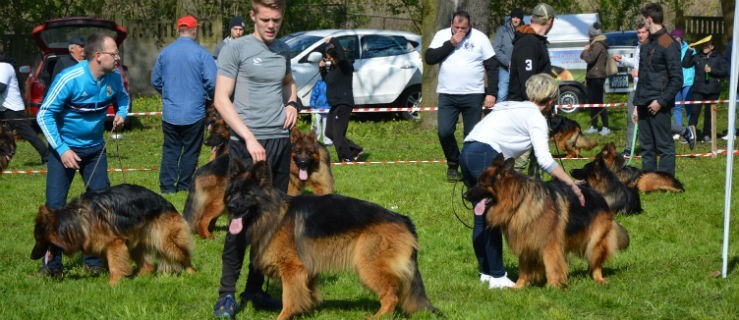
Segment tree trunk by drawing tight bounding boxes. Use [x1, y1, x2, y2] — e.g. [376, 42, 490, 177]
[722, 0, 735, 44]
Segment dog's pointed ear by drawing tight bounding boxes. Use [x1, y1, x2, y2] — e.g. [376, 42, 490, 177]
[252, 160, 273, 188]
[307, 129, 318, 141]
[491, 154, 505, 168]
[228, 156, 247, 179]
[290, 127, 302, 144]
[502, 157, 516, 172]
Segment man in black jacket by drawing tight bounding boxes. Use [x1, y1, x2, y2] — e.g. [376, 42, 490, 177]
[425, 10, 498, 182]
[632, 2, 691, 176]
[508, 3, 554, 102]
[50, 37, 86, 83]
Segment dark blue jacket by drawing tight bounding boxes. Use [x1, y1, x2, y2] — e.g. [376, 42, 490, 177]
[633, 28, 683, 108]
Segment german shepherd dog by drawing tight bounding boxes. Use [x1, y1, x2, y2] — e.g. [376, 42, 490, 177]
[184, 128, 334, 239]
[571, 149, 643, 214]
[288, 128, 334, 195]
[30, 184, 196, 285]
[465, 155, 630, 288]
[0, 124, 16, 173]
[226, 160, 439, 319]
[548, 114, 597, 158]
[204, 104, 230, 161]
[596, 143, 684, 193]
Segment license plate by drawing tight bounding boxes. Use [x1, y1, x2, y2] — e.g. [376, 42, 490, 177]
[609, 74, 629, 88]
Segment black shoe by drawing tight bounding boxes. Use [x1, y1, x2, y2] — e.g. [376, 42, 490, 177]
[241, 290, 282, 311]
[621, 150, 631, 158]
[447, 167, 459, 182]
[682, 125, 696, 150]
[86, 265, 108, 277]
[37, 266, 64, 279]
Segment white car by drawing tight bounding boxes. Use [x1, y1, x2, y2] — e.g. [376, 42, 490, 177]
[280, 29, 422, 119]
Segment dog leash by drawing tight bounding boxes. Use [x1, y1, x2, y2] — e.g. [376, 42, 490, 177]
[625, 123, 638, 166]
[84, 125, 126, 189]
[450, 180, 474, 230]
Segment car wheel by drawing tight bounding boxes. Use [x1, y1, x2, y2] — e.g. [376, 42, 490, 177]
[558, 85, 585, 113]
[397, 86, 421, 121]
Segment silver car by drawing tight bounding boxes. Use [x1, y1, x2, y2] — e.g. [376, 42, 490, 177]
[280, 29, 422, 120]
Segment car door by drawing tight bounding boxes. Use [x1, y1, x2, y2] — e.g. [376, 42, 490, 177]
[353, 35, 416, 105]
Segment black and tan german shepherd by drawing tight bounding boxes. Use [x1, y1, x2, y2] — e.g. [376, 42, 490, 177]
[571, 149, 643, 214]
[589, 143, 684, 193]
[225, 159, 439, 319]
[30, 184, 196, 285]
[184, 127, 334, 239]
[0, 124, 16, 173]
[548, 114, 597, 158]
[465, 155, 630, 288]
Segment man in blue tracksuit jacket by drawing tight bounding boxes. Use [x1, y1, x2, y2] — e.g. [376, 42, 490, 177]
[36, 33, 129, 277]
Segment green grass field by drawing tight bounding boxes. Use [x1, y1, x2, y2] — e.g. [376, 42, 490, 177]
[1, 96, 738, 319]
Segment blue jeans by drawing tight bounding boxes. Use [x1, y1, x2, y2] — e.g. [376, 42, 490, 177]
[160, 119, 205, 193]
[438, 93, 483, 167]
[460, 141, 506, 277]
[497, 68, 510, 102]
[43, 144, 109, 270]
[674, 85, 693, 128]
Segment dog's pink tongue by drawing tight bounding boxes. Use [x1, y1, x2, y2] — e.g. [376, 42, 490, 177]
[474, 199, 489, 216]
[229, 217, 243, 234]
[299, 169, 308, 181]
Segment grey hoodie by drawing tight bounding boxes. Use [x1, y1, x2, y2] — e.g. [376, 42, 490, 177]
[494, 17, 516, 68]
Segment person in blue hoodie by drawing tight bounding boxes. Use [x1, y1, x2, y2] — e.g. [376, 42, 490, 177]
[670, 29, 695, 140]
[36, 33, 129, 278]
[310, 79, 332, 145]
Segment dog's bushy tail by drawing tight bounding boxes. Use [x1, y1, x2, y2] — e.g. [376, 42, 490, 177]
[612, 222, 630, 251]
[182, 181, 200, 232]
[400, 250, 442, 317]
[637, 172, 685, 193]
[575, 133, 598, 151]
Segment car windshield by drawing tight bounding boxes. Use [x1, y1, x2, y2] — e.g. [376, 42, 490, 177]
[281, 33, 323, 59]
[41, 26, 121, 50]
[606, 31, 638, 47]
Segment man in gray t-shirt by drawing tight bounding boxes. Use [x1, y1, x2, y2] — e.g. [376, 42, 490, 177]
[211, 0, 299, 314]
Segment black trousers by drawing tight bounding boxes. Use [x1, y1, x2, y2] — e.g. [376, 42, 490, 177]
[586, 78, 609, 128]
[689, 91, 720, 138]
[637, 104, 675, 175]
[218, 137, 291, 297]
[325, 104, 362, 160]
[0, 109, 48, 163]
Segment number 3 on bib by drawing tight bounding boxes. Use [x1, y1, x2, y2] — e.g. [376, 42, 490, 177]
[525, 59, 532, 71]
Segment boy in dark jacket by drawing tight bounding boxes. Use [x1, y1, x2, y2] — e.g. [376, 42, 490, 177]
[508, 3, 555, 102]
[682, 38, 728, 142]
[633, 3, 695, 176]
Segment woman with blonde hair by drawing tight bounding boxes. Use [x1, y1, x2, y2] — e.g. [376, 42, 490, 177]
[459, 73, 585, 289]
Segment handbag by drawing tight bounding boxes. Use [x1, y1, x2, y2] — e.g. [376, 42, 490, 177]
[605, 55, 619, 77]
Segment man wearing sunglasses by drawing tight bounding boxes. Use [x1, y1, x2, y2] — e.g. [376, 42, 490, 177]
[36, 33, 129, 278]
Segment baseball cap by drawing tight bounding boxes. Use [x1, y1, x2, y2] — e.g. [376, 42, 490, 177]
[177, 15, 198, 29]
[229, 16, 244, 29]
[532, 3, 556, 20]
[69, 37, 85, 46]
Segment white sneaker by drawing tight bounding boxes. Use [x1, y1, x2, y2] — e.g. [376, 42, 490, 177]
[488, 273, 516, 289]
[323, 137, 333, 145]
[672, 134, 680, 140]
[722, 134, 736, 141]
[480, 273, 493, 284]
[599, 127, 611, 136]
[584, 126, 598, 134]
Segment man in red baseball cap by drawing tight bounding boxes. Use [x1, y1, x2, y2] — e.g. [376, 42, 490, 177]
[177, 15, 198, 29]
